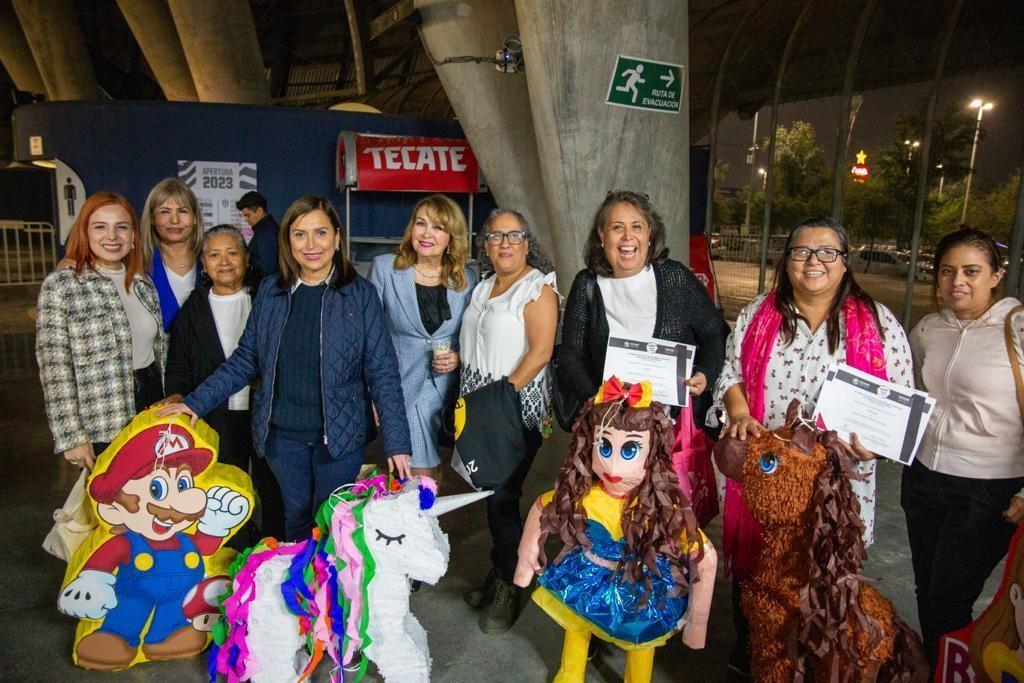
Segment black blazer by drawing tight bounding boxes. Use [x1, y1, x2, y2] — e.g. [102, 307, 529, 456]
[556, 259, 728, 425]
[165, 286, 253, 435]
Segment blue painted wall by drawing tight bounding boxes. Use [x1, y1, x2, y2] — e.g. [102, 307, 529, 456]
[11, 101, 495, 241]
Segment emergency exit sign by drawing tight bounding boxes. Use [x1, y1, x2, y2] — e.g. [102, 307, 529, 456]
[605, 55, 684, 114]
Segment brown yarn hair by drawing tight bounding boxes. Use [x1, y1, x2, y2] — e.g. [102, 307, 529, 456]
[537, 393, 701, 603]
[393, 194, 470, 291]
[795, 429, 883, 674]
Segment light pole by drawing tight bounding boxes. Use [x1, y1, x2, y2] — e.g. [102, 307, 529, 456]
[962, 98, 994, 222]
[904, 139, 921, 161]
[758, 167, 768, 190]
[742, 111, 760, 235]
[936, 163, 945, 198]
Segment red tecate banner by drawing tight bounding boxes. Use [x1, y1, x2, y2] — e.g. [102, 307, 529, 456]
[689, 234, 718, 306]
[337, 132, 481, 193]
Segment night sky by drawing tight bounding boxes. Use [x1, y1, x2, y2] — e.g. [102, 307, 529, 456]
[703, 65, 1024, 193]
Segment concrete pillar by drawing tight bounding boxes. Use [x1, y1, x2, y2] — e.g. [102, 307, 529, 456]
[166, 0, 269, 104]
[516, 0, 691, 273]
[116, 0, 198, 101]
[415, 1, 555, 267]
[0, 0, 44, 94]
[12, 0, 101, 100]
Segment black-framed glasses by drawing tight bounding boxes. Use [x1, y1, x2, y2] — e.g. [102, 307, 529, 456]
[787, 247, 846, 262]
[483, 230, 528, 246]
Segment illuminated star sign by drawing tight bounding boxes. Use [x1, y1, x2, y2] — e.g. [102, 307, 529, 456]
[855, 150, 867, 164]
[851, 150, 870, 183]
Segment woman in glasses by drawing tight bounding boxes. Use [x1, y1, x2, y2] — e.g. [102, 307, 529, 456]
[458, 208, 559, 634]
[712, 216, 912, 675]
[556, 190, 727, 430]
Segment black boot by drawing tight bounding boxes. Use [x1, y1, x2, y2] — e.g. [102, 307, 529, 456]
[480, 577, 522, 634]
[463, 569, 498, 609]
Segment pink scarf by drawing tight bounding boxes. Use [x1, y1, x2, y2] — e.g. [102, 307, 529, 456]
[723, 291, 887, 578]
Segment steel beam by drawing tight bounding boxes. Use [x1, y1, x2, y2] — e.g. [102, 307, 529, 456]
[704, 0, 766, 248]
[902, 0, 964, 327]
[343, 0, 374, 96]
[370, 0, 414, 41]
[759, 0, 817, 293]
[830, 0, 876, 220]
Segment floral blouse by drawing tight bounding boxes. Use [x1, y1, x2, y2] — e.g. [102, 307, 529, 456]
[711, 293, 914, 545]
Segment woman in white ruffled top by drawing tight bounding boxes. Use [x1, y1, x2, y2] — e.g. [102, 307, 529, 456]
[458, 208, 559, 634]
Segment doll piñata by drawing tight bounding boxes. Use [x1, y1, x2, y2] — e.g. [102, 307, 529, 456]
[514, 377, 717, 683]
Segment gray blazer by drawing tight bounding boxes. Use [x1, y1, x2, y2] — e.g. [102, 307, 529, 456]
[369, 253, 477, 467]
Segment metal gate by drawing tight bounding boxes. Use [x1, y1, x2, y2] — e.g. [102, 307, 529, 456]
[0, 221, 57, 285]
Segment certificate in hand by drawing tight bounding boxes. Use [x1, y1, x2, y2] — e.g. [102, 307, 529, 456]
[602, 335, 695, 407]
[812, 363, 935, 466]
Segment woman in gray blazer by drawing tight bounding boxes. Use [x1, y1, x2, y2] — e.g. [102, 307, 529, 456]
[370, 194, 477, 485]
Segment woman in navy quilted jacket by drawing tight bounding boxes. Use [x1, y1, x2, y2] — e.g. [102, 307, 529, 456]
[160, 196, 411, 540]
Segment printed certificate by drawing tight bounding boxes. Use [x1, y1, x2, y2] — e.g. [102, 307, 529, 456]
[602, 335, 695, 407]
[813, 363, 935, 465]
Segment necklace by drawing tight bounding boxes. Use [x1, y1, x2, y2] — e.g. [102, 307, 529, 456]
[160, 246, 193, 271]
[413, 264, 441, 279]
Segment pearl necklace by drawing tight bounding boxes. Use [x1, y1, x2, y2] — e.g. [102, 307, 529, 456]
[413, 264, 441, 279]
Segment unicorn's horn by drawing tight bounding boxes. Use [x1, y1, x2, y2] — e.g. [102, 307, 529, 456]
[424, 490, 494, 517]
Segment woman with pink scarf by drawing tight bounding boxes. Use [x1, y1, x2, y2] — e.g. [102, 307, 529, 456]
[711, 217, 913, 676]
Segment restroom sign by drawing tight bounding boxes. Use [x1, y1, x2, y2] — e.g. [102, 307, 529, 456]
[605, 55, 684, 114]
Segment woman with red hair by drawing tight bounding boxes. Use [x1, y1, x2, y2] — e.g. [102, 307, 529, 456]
[36, 192, 165, 469]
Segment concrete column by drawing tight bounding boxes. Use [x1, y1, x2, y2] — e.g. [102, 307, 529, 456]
[12, 0, 101, 100]
[416, 1, 555, 261]
[516, 0, 691, 274]
[166, 0, 268, 104]
[0, 0, 44, 94]
[116, 0, 198, 101]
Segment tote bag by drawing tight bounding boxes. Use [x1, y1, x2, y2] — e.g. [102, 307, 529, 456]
[42, 470, 97, 561]
[671, 403, 719, 528]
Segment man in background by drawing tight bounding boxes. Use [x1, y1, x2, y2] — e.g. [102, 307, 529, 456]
[236, 191, 279, 278]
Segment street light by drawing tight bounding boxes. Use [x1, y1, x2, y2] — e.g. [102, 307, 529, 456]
[962, 98, 994, 222]
[904, 139, 921, 161]
[758, 167, 768, 190]
[936, 163, 945, 198]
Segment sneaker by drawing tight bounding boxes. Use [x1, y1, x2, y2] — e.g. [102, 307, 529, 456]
[463, 569, 497, 609]
[480, 578, 521, 634]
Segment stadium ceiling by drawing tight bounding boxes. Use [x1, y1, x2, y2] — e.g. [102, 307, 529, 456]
[2, 0, 1023, 131]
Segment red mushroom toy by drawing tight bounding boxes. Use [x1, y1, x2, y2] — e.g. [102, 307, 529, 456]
[182, 576, 230, 631]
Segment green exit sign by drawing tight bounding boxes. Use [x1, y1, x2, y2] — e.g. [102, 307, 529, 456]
[605, 55, 684, 114]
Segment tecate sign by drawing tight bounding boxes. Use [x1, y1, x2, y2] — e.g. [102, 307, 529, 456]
[337, 132, 481, 193]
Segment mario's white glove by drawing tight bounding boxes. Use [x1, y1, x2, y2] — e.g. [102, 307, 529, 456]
[197, 486, 250, 537]
[59, 570, 117, 620]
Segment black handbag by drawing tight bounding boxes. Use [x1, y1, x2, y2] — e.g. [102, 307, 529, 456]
[450, 378, 526, 490]
[551, 273, 595, 431]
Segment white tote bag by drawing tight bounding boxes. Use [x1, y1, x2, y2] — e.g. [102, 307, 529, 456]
[42, 470, 97, 562]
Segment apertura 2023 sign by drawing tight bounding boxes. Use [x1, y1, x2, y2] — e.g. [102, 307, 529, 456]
[336, 132, 481, 193]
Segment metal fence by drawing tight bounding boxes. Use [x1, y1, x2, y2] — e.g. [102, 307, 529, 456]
[0, 221, 57, 285]
[709, 232, 937, 327]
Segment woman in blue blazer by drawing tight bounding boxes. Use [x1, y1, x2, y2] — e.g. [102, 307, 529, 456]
[370, 195, 476, 486]
[161, 196, 411, 540]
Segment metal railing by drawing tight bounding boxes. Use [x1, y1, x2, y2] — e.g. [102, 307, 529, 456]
[0, 221, 57, 285]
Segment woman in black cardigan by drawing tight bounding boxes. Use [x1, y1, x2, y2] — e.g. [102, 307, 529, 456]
[163, 225, 284, 539]
[557, 191, 727, 426]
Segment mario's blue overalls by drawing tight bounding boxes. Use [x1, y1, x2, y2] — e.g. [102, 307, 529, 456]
[99, 531, 205, 647]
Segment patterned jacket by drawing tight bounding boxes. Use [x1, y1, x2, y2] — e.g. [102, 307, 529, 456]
[36, 267, 166, 452]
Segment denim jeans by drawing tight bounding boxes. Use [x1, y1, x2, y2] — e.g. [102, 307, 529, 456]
[901, 459, 1024, 666]
[264, 429, 362, 541]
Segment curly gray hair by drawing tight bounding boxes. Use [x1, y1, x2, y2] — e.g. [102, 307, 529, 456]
[477, 208, 555, 275]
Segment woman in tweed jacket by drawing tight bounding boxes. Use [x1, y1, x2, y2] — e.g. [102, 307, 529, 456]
[36, 192, 166, 469]
[369, 194, 477, 486]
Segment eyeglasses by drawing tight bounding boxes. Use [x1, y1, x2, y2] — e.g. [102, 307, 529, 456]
[483, 230, 528, 246]
[787, 247, 846, 263]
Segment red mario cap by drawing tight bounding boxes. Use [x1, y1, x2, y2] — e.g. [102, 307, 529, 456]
[90, 423, 214, 504]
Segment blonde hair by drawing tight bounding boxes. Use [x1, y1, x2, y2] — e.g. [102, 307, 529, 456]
[139, 178, 204, 270]
[393, 194, 469, 291]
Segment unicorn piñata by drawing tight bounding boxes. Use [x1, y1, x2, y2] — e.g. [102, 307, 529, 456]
[212, 475, 490, 683]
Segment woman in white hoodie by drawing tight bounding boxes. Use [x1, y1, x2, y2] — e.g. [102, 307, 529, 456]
[904, 226, 1024, 666]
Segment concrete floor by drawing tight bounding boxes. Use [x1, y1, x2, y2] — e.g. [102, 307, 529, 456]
[0, 283, 1004, 682]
